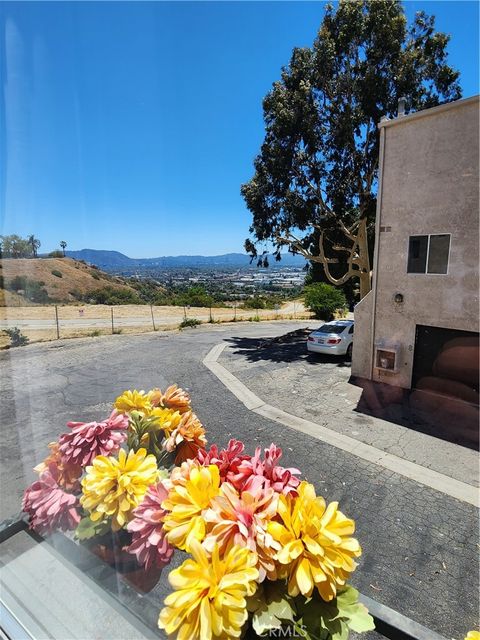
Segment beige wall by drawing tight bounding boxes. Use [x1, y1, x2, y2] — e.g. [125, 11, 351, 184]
[350, 290, 373, 378]
[365, 96, 479, 388]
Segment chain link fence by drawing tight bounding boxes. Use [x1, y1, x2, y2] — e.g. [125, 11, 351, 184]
[0, 302, 313, 347]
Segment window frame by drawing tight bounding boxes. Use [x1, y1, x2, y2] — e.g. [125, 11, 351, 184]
[407, 233, 451, 276]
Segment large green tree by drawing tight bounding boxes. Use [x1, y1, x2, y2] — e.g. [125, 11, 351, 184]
[0, 234, 34, 258]
[241, 0, 461, 299]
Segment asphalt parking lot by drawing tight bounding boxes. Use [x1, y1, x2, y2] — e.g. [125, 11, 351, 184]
[1, 322, 478, 639]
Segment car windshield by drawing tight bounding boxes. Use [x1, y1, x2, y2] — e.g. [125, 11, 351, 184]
[315, 324, 349, 334]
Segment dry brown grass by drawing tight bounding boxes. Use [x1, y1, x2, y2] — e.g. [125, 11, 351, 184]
[0, 257, 136, 303]
[0, 302, 313, 349]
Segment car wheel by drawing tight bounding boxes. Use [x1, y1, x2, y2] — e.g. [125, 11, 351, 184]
[346, 343, 353, 360]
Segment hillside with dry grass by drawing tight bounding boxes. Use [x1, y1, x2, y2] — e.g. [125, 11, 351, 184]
[0, 257, 138, 305]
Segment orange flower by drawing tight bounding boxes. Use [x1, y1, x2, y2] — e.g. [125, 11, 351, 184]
[160, 384, 191, 414]
[34, 442, 82, 491]
[148, 388, 163, 407]
[165, 412, 207, 464]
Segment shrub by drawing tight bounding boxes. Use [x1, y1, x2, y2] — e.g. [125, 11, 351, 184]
[242, 296, 265, 310]
[69, 289, 83, 301]
[178, 286, 213, 308]
[179, 318, 201, 329]
[242, 295, 279, 310]
[48, 250, 64, 258]
[4, 327, 29, 347]
[8, 275, 28, 291]
[91, 272, 100, 280]
[6, 276, 51, 303]
[87, 286, 143, 305]
[51, 270, 63, 278]
[304, 283, 347, 320]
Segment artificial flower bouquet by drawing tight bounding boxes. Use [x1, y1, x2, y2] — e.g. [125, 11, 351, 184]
[22, 384, 375, 640]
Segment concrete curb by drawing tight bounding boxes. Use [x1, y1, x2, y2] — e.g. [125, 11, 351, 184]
[203, 343, 479, 508]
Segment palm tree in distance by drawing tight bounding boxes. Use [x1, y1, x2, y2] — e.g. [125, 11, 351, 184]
[28, 235, 41, 258]
[60, 240, 67, 257]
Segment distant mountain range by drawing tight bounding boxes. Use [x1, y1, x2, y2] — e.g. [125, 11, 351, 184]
[66, 249, 306, 270]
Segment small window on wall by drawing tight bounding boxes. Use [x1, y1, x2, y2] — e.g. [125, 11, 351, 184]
[407, 234, 450, 274]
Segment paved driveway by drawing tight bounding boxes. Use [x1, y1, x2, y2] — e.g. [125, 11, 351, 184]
[0, 321, 478, 639]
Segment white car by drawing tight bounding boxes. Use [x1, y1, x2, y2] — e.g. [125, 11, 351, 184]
[306, 320, 354, 358]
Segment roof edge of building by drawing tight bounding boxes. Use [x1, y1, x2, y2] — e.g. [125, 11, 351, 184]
[378, 94, 479, 130]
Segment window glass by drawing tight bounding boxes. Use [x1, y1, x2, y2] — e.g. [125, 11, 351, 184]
[427, 234, 450, 274]
[316, 324, 349, 334]
[407, 235, 428, 273]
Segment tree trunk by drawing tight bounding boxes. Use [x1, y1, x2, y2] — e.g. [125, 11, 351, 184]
[356, 218, 371, 299]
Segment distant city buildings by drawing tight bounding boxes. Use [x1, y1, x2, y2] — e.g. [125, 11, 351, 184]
[109, 265, 305, 298]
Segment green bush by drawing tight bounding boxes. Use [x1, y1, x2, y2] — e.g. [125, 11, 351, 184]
[179, 318, 201, 329]
[304, 283, 347, 320]
[7, 275, 28, 291]
[242, 295, 280, 310]
[242, 296, 265, 310]
[7, 276, 50, 303]
[51, 270, 63, 278]
[86, 286, 143, 305]
[178, 286, 213, 308]
[48, 250, 64, 258]
[69, 289, 83, 301]
[4, 327, 29, 347]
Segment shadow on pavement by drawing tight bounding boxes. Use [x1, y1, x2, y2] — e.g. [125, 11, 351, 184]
[225, 328, 351, 367]
[350, 377, 479, 451]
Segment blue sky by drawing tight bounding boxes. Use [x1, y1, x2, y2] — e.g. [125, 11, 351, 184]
[1, 1, 478, 257]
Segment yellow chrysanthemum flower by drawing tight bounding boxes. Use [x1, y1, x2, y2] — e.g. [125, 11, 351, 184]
[114, 390, 152, 414]
[161, 464, 220, 551]
[268, 481, 361, 601]
[158, 540, 258, 640]
[81, 448, 158, 531]
[465, 632, 480, 640]
[148, 407, 183, 437]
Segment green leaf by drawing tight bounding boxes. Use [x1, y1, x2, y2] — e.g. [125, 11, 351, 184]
[157, 466, 170, 480]
[294, 586, 374, 639]
[251, 580, 295, 635]
[296, 594, 340, 640]
[74, 516, 110, 540]
[335, 587, 375, 633]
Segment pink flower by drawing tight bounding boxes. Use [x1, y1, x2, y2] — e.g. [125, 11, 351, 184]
[22, 465, 81, 535]
[59, 410, 128, 467]
[203, 482, 280, 581]
[229, 444, 301, 496]
[196, 439, 249, 482]
[127, 482, 174, 570]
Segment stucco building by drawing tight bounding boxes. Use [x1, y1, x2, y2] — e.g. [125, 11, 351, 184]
[352, 95, 479, 417]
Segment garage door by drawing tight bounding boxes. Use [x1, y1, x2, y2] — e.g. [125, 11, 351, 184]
[413, 325, 479, 405]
